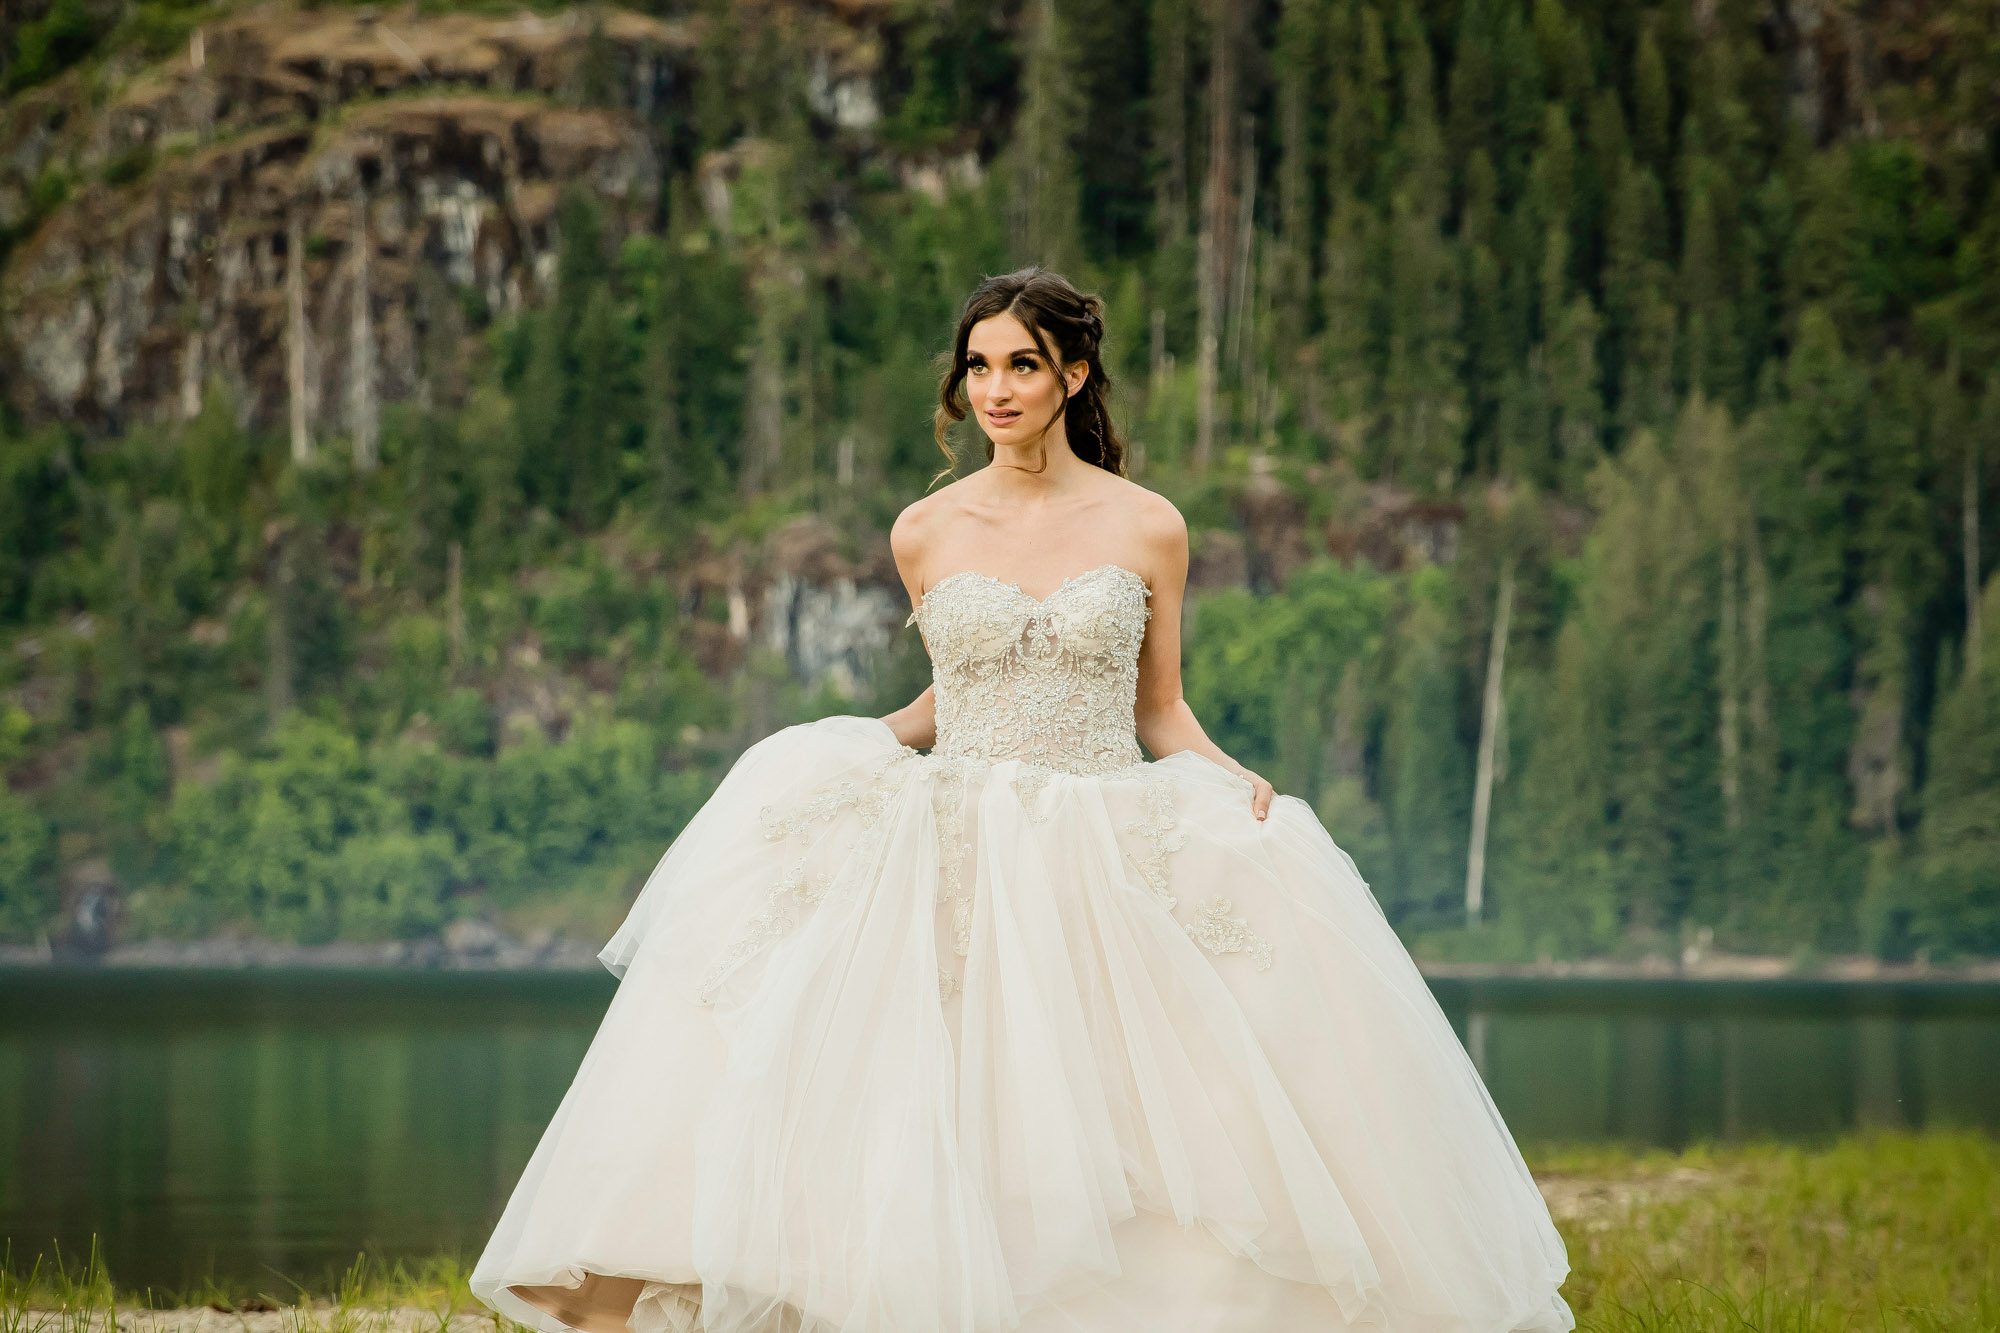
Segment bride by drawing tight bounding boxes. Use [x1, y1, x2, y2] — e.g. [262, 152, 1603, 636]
[470, 268, 1574, 1333]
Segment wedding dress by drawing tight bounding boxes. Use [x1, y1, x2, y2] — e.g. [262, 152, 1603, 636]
[470, 563, 1574, 1333]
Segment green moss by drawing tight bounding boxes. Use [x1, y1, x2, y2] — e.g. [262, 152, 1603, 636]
[98, 141, 153, 187]
[6, 0, 102, 93]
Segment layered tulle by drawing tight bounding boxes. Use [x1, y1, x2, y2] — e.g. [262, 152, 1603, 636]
[471, 715, 1573, 1333]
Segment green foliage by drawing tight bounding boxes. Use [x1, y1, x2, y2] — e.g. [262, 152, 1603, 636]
[0, 0, 1995, 962]
[6, 0, 101, 91]
[154, 702, 714, 943]
[1915, 577, 2000, 954]
[109, 1, 211, 62]
[0, 785, 55, 940]
[167, 717, 440, 942]
[1380, 564, 1471, 924]
[0, 423, 76, 622]
[1181, 559, 1392, 789]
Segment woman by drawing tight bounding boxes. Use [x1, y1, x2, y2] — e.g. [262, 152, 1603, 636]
[471, 268, 1574, 1333]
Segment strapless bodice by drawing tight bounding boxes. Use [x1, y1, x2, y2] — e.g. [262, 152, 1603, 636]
[906, 563, 1152, 777]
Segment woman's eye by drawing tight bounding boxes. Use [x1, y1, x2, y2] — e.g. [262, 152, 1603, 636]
[1013, 359, 1036, 372]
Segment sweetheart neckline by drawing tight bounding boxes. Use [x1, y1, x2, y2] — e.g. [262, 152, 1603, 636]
[918, 562, 1152, 610]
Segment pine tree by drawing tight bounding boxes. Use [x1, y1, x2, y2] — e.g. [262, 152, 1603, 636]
[1379, 565, 1470, 925]
[1378, 1, 1463, 491]
[566, 283, 639, 526]
[1915, 574, 2000, 953]
[1602, 159, 1676, 436]
[1003, 0, 1086, 274]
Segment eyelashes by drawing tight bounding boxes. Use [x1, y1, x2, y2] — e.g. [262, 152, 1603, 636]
[967, 358, 1040, 374]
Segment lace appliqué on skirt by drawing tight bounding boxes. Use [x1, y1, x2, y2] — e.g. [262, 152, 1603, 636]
[697, 743, 918, 1004]
[1128, 774, 1275, 971]
[701, 751, 1276, 1002]
[1188, 896, 1276, 969]
[930, 755, 974, 961]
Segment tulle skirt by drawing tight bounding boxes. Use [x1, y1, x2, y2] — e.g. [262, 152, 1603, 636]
[470, 715, 1573, 1333]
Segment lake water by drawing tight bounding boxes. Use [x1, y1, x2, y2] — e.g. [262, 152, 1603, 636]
[3, 969, 1997, 1293]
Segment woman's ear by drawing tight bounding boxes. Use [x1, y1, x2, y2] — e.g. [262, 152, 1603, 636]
[1067, 361, 1089, 397]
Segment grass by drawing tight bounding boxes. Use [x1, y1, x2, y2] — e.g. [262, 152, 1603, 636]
[3, 1129, 1996, 1331]
[1528, 1128, 2000, 1330]
[0, 1244, 519, 1333]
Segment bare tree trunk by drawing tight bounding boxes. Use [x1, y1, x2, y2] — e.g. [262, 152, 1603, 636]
[1274, 10, 1311, 386]
[1192, 0, 1238, 472]
[1465, 557, 1514, 926]
[1147, 305, 1174, 472]
[1225, 113, 1257, 379]
[1744, 510, 1772, 760]
[1718, 535, 1742, 830]
[1323, 658, 1365, 782]
[1150, 0, 1190, 245]
[446, 539, 464, 678]
[1968, 428, 1984, 678]
[349, 184, 379, 473]
[287, 213, 313, 463]
[799, 302, 817, 504]
[742, 281, 785, 496]
[1194, 281, 1220, 471]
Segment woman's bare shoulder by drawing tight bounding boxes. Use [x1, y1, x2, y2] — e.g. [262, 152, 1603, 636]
[1101, 474, 1187, 560]
[890, 480, 972, 572]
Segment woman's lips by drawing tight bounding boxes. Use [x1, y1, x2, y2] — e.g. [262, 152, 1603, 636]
[986, 410, 1020, 424]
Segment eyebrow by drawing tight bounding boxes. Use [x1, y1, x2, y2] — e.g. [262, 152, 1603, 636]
[968, 347, 1043, 358]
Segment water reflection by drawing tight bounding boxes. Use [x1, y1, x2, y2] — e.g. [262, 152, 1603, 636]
[1, 971, 1995, 1292]
[1434, 978, 2000, 1148]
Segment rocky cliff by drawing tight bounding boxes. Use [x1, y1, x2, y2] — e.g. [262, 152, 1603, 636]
[0, 1, 890, 439]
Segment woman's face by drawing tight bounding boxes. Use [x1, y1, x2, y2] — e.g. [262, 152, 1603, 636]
[964, 313, 1084, 450]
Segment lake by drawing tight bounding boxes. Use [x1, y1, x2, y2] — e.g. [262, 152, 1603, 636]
[3, 969, 1997, 1293]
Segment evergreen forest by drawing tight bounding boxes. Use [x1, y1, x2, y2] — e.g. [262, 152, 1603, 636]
[1, 0, 1996, 964]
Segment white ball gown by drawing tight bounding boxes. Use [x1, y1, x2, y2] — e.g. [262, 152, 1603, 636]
[471, 562, 1574, 1333]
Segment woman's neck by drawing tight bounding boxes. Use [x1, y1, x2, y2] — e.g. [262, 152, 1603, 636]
[984, 430, 1091, 497]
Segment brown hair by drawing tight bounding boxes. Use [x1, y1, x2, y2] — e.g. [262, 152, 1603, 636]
[932, 266, 1126, 478]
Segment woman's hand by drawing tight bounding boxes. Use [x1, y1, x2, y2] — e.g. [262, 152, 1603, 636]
[1236, 767, 1275, 821]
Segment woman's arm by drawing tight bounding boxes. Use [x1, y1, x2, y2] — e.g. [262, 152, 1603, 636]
[1132, 505, 1276, 820]
[880, 684, 936, 749]
[880, 499, 941, 750]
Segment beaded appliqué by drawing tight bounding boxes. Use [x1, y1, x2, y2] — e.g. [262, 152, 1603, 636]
[1188, 896, 1275, 970]
[930, 755, 974, 957]
[909, 564, 1153, 778]
[695, 857, 826, 1003]
[701, 561, 1277, 1003]
[1012, 764, 1055, 822]
[910, 563, 1274, 971]
[1125, 777, 1189, 911]
[698, 742, 918, 1003]
[1126, 773, 1274, 970]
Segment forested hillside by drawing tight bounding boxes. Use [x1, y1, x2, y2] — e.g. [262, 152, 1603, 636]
[0, 0, 1995, 963]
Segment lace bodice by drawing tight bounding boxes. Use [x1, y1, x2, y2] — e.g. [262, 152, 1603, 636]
[907, 563, 1152, 777]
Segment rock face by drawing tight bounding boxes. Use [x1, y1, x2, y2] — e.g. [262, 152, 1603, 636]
[757, 515, 904, 695]
[1, 3, 696, 433]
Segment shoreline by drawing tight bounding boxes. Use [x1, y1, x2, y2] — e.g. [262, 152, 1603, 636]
[3, 938, 1999, 982]
[10, 1132, 1995, 1333]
